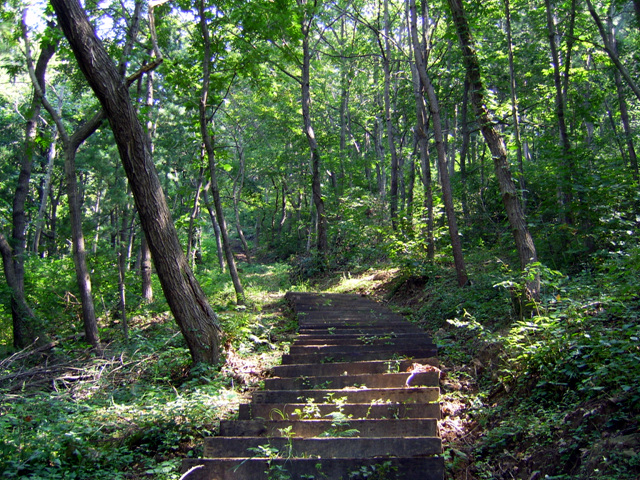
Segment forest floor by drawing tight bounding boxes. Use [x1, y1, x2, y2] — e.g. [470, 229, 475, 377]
[1, 260, 638, 479]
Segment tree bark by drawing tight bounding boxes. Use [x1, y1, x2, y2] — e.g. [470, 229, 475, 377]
[51, 0, 223, 364]
[447, 0, 539, 302]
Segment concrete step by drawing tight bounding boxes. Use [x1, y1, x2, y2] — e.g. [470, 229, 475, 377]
[182, 456, 445, 480]
[270, 357, 439, 378]
[264, 371, 439, 390]
[298, 325, 424, 334]
[281, 347, 438, 364]
[251, 386, 439, 405]
[219, 418, 439, 438]
[288, 342, 434, 355]
[203, 435, 442, 458]
[238, 401, 441, 420]
[293, 332, 433, 345]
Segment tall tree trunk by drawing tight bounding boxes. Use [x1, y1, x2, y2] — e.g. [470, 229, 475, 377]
[585, 0, 640, 101]
[4, 28, 57, 348]
[299, 0, 328, 256]
[198, 0, 245, 305]
[32, 112, 59, 254]
[232, 140, 251, 262]
[608, 15, 639, 183]
[504, 0, 526, 208]
[187, 168, 205, 269]
[203, 189, 226, 273]
[24, 19, 104, 348]
[52, 0, 223, 364]
[408, 0, 468, 287]
[544, 0, 573, 223]
[447, 0, 539, 303]
[459, 77, 471, 223]
[382, 0, 400, 229]
[140, 235, 153, 303]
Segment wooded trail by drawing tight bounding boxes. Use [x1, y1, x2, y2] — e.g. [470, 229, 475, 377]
[182, 292, 444, 479]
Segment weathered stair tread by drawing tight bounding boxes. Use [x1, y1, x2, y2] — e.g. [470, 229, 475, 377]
[264, 371, 439, 390]
[251, 386, 440, 404]
[219, 418, 439, 438]
[238, 401, 442, 421]
[270, 357, 439, 378]
[293, 333, 434, 345]
[298, 325, 424, 334]
[288, 342, 434, 355]
[182, 456, 445, 480]
[281, 348, 438, 364]
[203, 436, 442, 458]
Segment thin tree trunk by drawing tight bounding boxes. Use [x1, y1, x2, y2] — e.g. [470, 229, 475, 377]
[203, 189, 225, 273]
[408, 0, 467, 287]
[232, 140, 251, 261]
[585, 0, 640, 101]
[187, 168, 205, 268]
[198, 0, 245, 305]
[447, 0, 539, 303]
[382, 0, 400, 229]
[459, 77, 471, 223]
[32, 112, 59, 254]
[24, 19, 104, 348]
[299, 0, 328, 256]
[608, 15, 639, 182]
[140, 235, 153, 303]
[52, 0, 224, 364]
[544, 0, 573, 223]
[504, 0, 526, 208]
[5, 26, 57, 348]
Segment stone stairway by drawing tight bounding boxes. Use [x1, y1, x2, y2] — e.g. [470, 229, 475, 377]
[181, 292, 444, 480]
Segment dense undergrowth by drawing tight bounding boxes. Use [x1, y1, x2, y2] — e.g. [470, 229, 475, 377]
[392, 247, 640, 479]
[1, 237, 639, 479]
[0, 262, 299, 480]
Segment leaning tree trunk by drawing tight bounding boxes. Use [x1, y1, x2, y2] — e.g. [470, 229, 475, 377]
[447, 0, 540, 303]
[51, 0, 223, 364]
